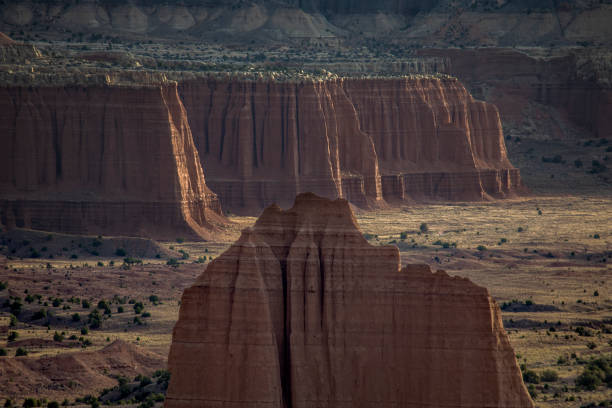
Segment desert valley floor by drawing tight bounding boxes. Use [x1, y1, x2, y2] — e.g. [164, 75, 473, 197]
[1, 192, 611, 407]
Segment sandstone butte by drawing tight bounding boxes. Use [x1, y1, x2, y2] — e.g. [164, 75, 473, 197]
[0, 82, 225, 240]
[165, 193, 534, 408]
[179, 76, 523, 214]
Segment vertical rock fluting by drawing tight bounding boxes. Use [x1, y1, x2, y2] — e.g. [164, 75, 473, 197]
[342, 77, 522, 201]
[165, 192, 534, 408]
[179, 76, 522, 214]
[0, 82, 225, 240]
[179, 78, 384, 214]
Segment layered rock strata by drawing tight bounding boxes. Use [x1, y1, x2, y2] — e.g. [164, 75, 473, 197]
[0, 82, 225, 240]
[165, 193, 534, 408]
[418, 48, 612, 140]
[179, 76, 522, 214]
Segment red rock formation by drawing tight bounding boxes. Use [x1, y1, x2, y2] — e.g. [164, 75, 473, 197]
[179, 76, 522, 213]
[343, 77, 521, 201]
[0, 82, 225, 240]
[417, 48, 612, 140]
[179, 78, 383, 214]
[165, 193, 534, 408]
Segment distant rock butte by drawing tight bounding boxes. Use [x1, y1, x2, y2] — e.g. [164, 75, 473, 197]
[0, 82, 225, 240]
[179, 76, 523, 214]
[165, 193, 534, 408]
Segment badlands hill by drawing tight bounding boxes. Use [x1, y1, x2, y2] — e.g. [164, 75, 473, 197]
[165, 193, 534, 407]
[0, 0, 611, 46]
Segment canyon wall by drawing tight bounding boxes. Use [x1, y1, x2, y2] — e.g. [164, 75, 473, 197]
[165, 192, 534, 408]
[0, 82, 225, 240]
[418, 48, 612, 140]
[179, 76, 522, 214]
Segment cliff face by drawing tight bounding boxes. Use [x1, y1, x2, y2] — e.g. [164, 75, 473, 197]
[342, 77, 521, 202]
[179, 76, 521, 214]
[165, 193, 534, 408]
[0, 82, 225, 240]
[179, 78, 383, 214]
[418, 48, 612, 140]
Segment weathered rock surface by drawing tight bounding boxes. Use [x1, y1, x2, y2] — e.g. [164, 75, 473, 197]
[418, 48, 612, 140]
[165, 192, 534, 408]
[0, 82, 225, 240]
[2, 1, 611, 47]
[179, 76, 522, 214]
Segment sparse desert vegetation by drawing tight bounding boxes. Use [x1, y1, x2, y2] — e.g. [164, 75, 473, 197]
[0, 194, 610, 406]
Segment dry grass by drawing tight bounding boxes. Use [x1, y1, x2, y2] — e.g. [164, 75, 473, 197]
[0, 195, 610, 405]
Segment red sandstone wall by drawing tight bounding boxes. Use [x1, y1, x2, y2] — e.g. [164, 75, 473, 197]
[179, 78, 383, 214]
[417, 48, 612, 140]
[0, 83, 225, 240]
[179, 76, 522, 214]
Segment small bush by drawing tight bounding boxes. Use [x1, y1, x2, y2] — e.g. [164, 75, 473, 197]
[0, 348, 7, 356]
[419, 223, 428, 233]
[540, 369, 559, 382]
[523, 370, 540, 384]
[166, 258, 180, 267]
[115, 248, 126, 257]
[53, 332, 64, 342]
[72, 313, 80, 322]
[477, 245, 487, 251]
[32, 309, 47, 320]
[15, 347, 27, 356]
[7, 331, 18, 342]
[133, 302, 144, 314]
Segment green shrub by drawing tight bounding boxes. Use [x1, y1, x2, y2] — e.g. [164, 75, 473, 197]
[72, 313, 80, 322]
[115, 248, 126, 257]
[7, 331, 18, 342]
[53, 332, 64, 342]
[0, 348, 7, 356]
[15, 347, 27, 357]
[523, 370, 540, 384]
[419, 223, 428, 233]
[133, 302, 144, 314]
[22, 398, 35, 408]
[166, 258, 180, 267]
[540, 369, 559, 382]
[477, 245, 486, 251]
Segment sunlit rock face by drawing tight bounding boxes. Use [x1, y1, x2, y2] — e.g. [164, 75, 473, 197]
[165, 192, 534, 408]
[180, 76, 522, 214]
